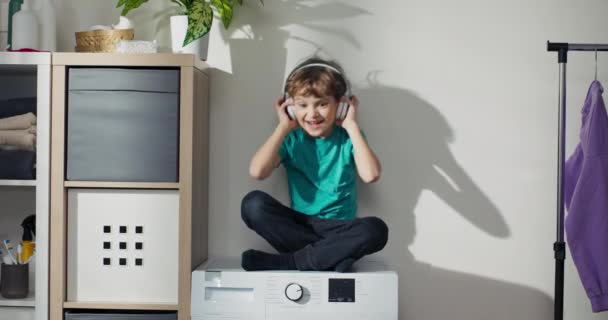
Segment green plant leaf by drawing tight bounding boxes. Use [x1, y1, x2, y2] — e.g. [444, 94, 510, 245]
[183, 0, 213, 46]
[212, 0, 234, 29]
[116, 0, 149, 16]
[235, 0, 242, 5]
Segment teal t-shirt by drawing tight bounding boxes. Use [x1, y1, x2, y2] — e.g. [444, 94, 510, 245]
[279, 126, 357, 220]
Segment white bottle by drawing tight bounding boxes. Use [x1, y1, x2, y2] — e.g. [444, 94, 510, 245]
[11, 0, 38, 50]
[37, 0, 55, 51]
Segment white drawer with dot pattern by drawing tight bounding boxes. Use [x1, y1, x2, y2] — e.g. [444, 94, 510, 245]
[67, 189, 179, 303]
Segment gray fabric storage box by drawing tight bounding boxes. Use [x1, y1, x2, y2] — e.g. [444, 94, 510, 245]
[65, 311, 177, 320]
[66, 68, 179, 182]
[69, 68, 179, 93]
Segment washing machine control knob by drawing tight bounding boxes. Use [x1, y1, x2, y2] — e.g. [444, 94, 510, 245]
[285, 283, 304, 302]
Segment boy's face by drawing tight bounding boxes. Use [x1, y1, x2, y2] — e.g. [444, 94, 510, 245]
[292, 94, 338, 138]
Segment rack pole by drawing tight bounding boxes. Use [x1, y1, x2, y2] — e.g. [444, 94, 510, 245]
[547, 40, 608, 320]
[548, 42, 608, 52]
[553, 46, 567, 320]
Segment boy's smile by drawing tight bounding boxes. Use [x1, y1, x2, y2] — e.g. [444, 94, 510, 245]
[293, 94, 338, 138]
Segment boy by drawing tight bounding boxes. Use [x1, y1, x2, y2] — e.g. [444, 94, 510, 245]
[241, 57, 388, 272]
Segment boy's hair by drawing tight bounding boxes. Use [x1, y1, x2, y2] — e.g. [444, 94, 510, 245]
[285, 57, 348, 102]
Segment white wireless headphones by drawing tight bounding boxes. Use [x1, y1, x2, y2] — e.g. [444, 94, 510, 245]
[283, 62, 351, 121]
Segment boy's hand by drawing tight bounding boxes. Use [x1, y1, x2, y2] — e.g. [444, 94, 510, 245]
[338, 95, 359, 131]
[275, 96, 298, 132]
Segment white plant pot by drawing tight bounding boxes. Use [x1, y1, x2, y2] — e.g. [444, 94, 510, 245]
[170, 15, 209, 60]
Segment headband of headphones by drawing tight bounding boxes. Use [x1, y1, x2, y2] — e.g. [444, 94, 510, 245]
[283, 62, 351, 97]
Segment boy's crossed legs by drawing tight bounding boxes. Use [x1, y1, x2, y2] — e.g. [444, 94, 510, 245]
[241, 190, 388, 272]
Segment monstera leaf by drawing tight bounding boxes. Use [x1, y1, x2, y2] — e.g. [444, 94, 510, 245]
[183, 0, 214, 46]
[116, 0, 149, 16]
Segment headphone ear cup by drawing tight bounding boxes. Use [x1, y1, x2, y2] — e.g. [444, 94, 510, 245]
[284, 93, 296, 120]
[286, 105, 296, 120]
[338, 102, 348, 120]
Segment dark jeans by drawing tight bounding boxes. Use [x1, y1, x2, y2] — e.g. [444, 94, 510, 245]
[241, 190, 389, 271]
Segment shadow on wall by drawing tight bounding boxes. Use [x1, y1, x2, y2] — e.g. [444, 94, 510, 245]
[208, 1, 553, 319]
[356, 85, 552, 320]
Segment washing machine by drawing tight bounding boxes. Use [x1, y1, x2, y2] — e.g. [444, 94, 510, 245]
[191, 257, 398, 320]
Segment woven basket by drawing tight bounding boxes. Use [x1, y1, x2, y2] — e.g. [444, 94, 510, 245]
[74, 29, 134, 53]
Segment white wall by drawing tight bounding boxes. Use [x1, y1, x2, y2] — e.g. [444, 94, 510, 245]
[57, 1, 608, 319]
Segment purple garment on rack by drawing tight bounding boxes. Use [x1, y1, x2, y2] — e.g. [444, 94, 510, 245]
[564, 80, 608, 313]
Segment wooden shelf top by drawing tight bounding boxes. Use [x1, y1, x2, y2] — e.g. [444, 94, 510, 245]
[0, 52, 51, 66]
[52, 52, 209, 72]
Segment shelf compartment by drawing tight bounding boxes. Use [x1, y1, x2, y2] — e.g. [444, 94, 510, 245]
[64, 181, 179, 189]
[67, 189, 179, 304]
[66, 88, 179, 183]
[0, 291, 35, 307]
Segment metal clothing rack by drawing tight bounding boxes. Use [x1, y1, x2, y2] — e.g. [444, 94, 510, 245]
[546, 41, 608, 320]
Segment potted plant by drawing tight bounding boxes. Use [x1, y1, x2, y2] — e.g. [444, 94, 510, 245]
[116, 0, 262, 59]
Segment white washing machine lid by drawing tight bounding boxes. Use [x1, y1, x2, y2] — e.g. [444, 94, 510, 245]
[195, 256, 395, 275]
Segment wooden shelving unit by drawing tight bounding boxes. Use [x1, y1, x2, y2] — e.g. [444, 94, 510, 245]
[0, 51, 51, 320]
[50, 53, 209, 320]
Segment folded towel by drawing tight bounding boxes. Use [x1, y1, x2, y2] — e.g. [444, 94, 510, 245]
[0, 98, 37, 119]
[0, 130, 36, 151]
[0, 113, 37, 130]
[0, 149, 35, 179]
[0, 126, 38, 136]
